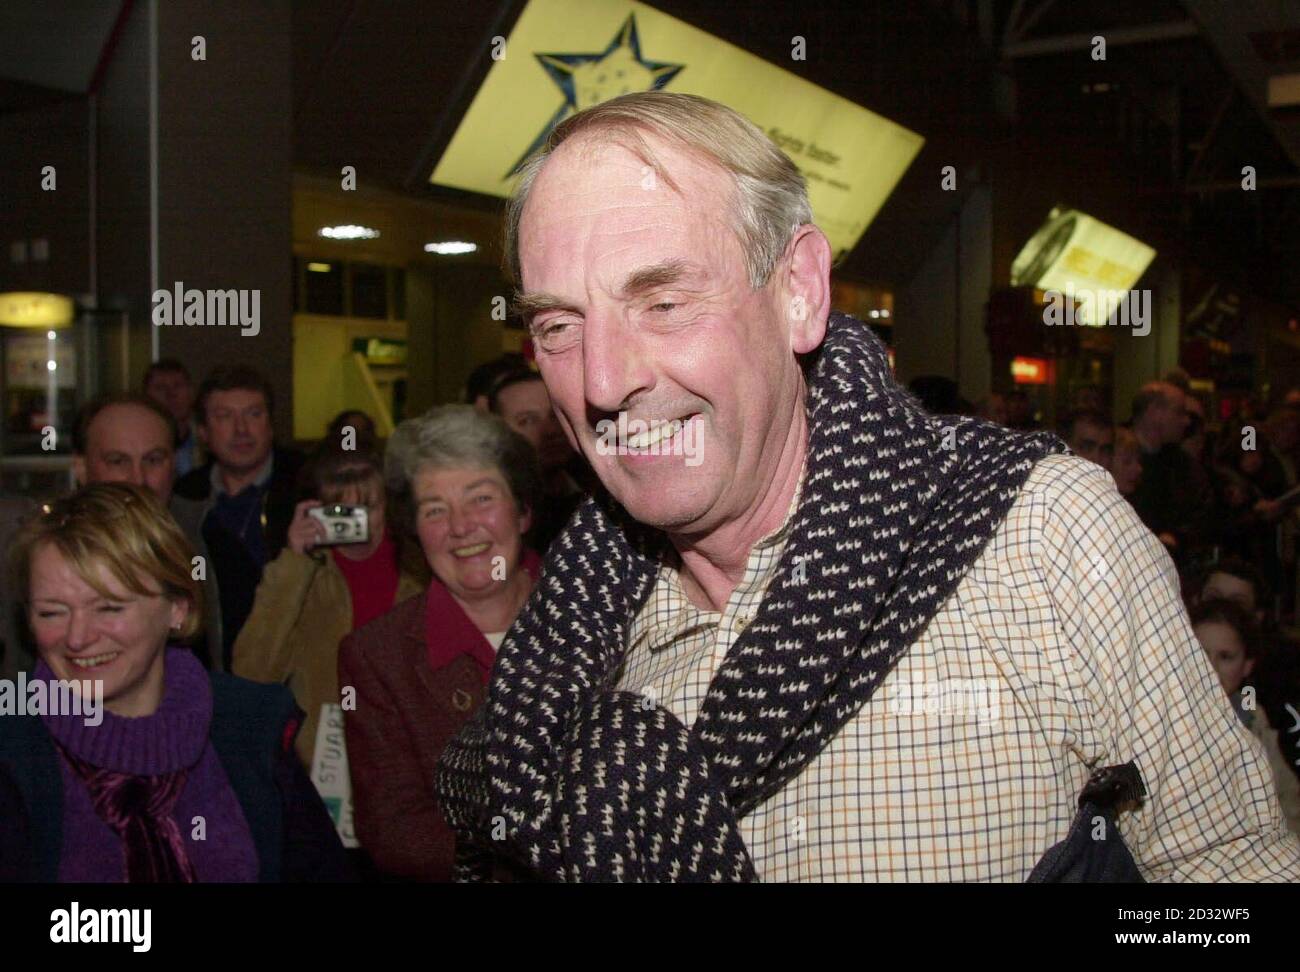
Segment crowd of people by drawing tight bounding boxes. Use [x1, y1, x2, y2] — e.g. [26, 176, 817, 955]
[5, 337, 1300, 881]
[1, 90, 1297, 883]
[0, 354, 594, 880]
[956, 377, 1300, 835]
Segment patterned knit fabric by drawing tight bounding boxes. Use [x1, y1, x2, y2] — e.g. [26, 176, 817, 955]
[435, 313, 1069, 881]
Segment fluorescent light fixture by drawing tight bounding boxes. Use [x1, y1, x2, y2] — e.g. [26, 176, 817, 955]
[317, 225, 379, 240]
[424, 241, 478, 255]
[0, 292, 75, 328]
[306, 262, 334, 272]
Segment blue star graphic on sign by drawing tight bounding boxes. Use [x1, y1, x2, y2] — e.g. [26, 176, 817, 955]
[505, 14, 685, 179]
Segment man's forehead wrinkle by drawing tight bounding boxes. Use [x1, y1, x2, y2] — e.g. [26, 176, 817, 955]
[562, 126, 685, 194]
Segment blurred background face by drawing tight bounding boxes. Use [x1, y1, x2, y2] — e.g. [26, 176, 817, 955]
[413, 465, 530, 604]
[1182, 398, 1206, 460]
[1158, 390, 1189, 445]
[201, 388, 273, 475]
[75, 404, 176, 504]
[27, 543, 185, 717]
[1068, 419, 1114, 470]
[1202, 572, 1257, 617]
[1111, 444, 1142, 495]
[495, 379, 573, 472]
[1193, 620, 1253, 696]
[144, 370, 193, 426]
[520, 135, 808, 533]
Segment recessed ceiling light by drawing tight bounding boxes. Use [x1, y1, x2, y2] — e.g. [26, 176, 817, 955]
[424, 241, 477, 255]
[306, 262, 333, 273]
[318, 225, 379, 240]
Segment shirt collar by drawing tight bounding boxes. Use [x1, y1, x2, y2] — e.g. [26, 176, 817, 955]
[626, 456, 807, 654]
[211, 451, 274, 498]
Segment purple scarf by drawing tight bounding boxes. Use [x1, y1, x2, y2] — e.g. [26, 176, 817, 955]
[38, 647, 217, 883]
[57, 748, 195, 882]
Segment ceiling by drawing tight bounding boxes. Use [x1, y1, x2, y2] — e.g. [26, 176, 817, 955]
[0, 0, 121, 93]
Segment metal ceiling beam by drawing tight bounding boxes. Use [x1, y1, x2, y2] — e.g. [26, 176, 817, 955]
[1004, 20, 1200, 58]
[1185, 88, 1236, 183]
[1181, 0, 1300, 173]
[1007, 0, 1061, 45]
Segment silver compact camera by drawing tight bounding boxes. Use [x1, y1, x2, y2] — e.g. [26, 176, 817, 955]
[308, 504, 369, 546]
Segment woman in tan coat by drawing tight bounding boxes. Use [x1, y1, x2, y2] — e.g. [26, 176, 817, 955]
[233, 447, 423, 774]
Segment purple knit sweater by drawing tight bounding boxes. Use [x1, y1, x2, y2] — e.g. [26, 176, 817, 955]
[37, 647, 259, 882]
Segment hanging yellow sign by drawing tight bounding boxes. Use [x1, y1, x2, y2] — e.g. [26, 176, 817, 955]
[430, 0, 924, 262]
[1011, 207, 1157, 326]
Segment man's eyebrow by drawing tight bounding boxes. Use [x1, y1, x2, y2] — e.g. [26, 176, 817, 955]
[619, 259, 693, 298]
[512, 292, 576, 324]
[513, 260, 700, 325]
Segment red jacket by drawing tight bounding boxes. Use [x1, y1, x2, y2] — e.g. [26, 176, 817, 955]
[338, 590, 488, 881]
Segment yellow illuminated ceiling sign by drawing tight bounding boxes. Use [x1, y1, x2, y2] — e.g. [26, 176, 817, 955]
[430, 0, 924, 262]
[0, 292, 74, 328]
[1010, 207, 1156, 325]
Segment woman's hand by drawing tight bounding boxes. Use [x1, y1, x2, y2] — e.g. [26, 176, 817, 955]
[288, 500, 327, 554]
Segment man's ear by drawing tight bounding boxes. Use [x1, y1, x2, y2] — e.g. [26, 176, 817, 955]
[1244, 657, 1256, 680]
[195, 422, 209, 447]
[518, 504, 533, 538]
[71, 455, 86, 488]
[777, 225, 832, 355]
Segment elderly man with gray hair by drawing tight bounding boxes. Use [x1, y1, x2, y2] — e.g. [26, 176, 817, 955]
[436, 92, 1300, 882]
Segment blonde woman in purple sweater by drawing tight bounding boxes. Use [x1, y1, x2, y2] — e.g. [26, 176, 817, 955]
[0, 483, 349, 882]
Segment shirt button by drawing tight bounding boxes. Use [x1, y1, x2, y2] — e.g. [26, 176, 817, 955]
[451, 689, 473, 712]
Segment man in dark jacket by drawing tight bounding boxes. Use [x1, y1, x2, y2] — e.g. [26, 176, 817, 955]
[1128, 381, 1212, 560]
[70, 392, 225, 669]
[174, 365, 304, 670]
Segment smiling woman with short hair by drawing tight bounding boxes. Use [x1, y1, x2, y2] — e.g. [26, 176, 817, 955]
[0, 482, 350, 882]
[338, 405, 541, 880]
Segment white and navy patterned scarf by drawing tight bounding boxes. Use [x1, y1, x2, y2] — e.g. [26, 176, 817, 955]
[436, 312, 1069, 881]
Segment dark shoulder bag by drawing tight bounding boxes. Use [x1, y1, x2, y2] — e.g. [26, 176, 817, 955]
[1026, 761, 1147, 882]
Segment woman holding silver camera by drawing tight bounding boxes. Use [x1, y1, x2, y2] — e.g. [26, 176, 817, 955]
[232, 447, 424, 775]
[338, 405, 541, 881]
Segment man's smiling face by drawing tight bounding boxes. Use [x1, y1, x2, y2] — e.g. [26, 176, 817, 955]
[517, 133, 807, 534]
